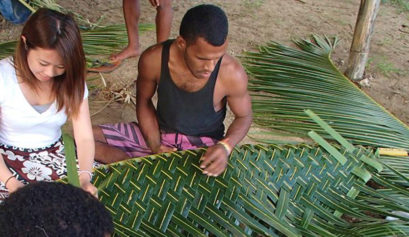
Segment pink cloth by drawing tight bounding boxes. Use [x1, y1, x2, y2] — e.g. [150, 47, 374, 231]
[99, 122, 218, 158]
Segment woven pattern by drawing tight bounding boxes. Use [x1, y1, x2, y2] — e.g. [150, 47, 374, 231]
[92, 140, 407, 236]
[80, 110, 409, 236]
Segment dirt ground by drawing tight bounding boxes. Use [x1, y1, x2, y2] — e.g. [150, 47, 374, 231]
[1, 0, 408, 145]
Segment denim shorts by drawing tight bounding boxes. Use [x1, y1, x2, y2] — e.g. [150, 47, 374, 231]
[0, 0, 31, 24]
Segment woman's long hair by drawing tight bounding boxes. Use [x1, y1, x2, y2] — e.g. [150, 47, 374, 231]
[14, 8, 86, 118]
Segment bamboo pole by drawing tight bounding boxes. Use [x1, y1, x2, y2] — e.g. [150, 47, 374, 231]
[345, 0, 380, 81]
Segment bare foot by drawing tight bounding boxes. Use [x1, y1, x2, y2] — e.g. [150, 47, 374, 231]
[110, 45, 140, 62]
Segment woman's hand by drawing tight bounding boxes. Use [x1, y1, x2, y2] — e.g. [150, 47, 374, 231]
[79, 172, 98, 198]
[6, 177, 25, 193]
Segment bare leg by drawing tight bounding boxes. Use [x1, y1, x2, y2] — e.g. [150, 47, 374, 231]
[93, 126, 130, 164]
[156, 0, 173, 43]
[110, 0, 141, 62]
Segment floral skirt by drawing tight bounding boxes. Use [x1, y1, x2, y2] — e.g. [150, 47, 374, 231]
[0, 140, 67, 201]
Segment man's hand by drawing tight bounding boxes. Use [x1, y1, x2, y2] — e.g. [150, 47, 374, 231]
[152, 144, 177, 154]
[200, 144, 230, 177]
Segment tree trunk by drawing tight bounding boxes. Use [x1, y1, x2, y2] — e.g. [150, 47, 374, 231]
[345, 0, 380, 81]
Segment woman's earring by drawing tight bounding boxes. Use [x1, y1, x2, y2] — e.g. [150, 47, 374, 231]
[24, 43, 28, 50]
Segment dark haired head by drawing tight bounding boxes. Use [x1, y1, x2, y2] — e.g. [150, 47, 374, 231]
[14, 8, 86, 118]
[179, 4, 228, 46]
[0, 182, 113, 237]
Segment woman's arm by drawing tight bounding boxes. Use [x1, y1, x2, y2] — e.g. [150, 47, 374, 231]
[71, 98, 97, 197]
[0, 153, 24, 193]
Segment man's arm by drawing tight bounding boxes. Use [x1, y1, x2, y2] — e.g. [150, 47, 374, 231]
[200, 59, 252, 176]
[136, 48, 162, 153]
[217, 63, 252, 149]
[222, 89, 252, 147]
[136, 46, 176, 154]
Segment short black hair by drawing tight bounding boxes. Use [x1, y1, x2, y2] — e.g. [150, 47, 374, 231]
[0, 182, 113, 237]
[180, 4, 228, 46]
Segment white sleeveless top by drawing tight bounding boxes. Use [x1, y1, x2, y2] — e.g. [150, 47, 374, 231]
[0, 57, 88, 148]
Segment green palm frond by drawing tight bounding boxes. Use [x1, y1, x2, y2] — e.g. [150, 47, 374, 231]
[2, 0, 154, 59]
[29, 0, 97, 28]
[0, 24, 154, 60]
[68, 111, 409, 236]
[81, 24, 154, 56]
[80, 24, 129, 56]
[243, 35, 409, 150]
[62, 133, 80, 187]
[0, 41, 17, 60]
[29, 0, 61, 12]
[377, 155, 409, 185]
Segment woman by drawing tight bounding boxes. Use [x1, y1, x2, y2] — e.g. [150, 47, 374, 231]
[0, 8, 97, 200]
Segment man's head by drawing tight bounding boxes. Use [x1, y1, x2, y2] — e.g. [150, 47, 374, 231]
[178, 5, 229, 79]
[0, 182, 113, 237]
[179, 4, 228, 46]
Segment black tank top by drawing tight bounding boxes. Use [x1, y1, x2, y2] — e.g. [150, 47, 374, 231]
[156, 40, 226, 139]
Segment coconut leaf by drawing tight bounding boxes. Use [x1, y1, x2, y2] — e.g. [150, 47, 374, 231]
[61, 112, 409, 236]
[243, 35, 409, 151]
[0, 24, 154, 60]
[30, 0, 97, 28]
[62, 133, 80, 187]
[0, 41, 17, 60]
[1, 0, 154, 59]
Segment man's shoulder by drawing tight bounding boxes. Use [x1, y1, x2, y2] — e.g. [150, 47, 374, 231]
[138, 43, 165, 75]
[140, 43, 164, 62]
[221, 54, 243, 69]
[219, 54, 247, 83]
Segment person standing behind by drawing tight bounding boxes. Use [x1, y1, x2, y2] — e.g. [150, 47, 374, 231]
[94, 4, 252, 177]
[0, 8, 97, 201]
[110, 0, 173, 62]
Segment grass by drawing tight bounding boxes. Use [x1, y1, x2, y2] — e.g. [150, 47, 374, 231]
[377, 60, 403, 76]
[376, 37, 393, 47]
[381, 0, 409, 13]
[242, 0, 264, 9]
[367, 56, 406, 77]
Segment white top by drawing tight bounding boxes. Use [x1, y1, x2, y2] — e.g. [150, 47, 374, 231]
[0, 57, 88, 148]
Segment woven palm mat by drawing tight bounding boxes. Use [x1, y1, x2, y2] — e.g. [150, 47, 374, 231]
[90, 140, 409, 236]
